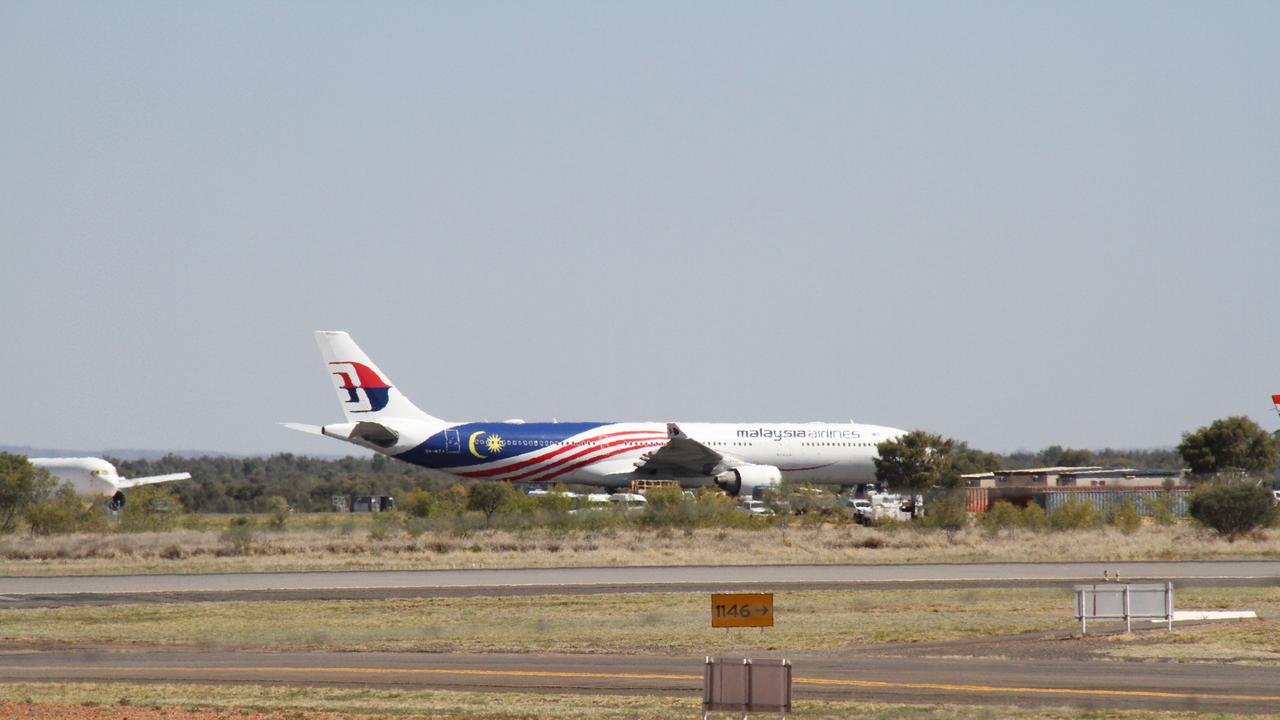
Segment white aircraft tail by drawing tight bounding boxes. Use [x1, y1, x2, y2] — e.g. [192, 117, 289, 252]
[314, 331, 437, 423]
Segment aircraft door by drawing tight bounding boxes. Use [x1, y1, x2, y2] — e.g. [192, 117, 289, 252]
[445, 429, 461, 453]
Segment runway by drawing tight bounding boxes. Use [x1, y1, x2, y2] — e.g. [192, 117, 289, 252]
[2, 560, 1278, 607]
[3, 562, 1278, 713]
[2, 646, 1277, 714]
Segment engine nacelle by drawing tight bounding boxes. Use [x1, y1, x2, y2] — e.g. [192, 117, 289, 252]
[715, 465, 783, 498]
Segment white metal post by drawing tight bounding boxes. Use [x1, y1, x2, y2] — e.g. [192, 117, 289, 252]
[1123, 586, 1131, 632]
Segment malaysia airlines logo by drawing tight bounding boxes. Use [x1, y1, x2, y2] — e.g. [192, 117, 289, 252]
[329, 361, 391, 413]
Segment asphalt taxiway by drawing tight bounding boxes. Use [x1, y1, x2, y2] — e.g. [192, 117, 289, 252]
[1, 646, 1277, 714]
[1, 560, 1277, 608]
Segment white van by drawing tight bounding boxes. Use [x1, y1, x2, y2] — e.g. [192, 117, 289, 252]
[609, 492, 648, 511]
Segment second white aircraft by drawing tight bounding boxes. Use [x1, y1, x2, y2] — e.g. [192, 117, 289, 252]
[285, 332, 905, 497]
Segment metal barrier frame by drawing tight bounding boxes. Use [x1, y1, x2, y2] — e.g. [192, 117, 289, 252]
[703, 657, 792, 719]
[1074, 582, 1173, 633]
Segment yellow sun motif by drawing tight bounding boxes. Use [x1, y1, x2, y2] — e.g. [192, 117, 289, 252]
[485, 434, 505, 454]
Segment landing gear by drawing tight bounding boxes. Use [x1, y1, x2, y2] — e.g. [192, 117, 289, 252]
[108, 491, 125, 512]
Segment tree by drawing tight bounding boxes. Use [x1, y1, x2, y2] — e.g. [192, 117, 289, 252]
[1187, 481, 1277, 539]
[949, 444, 1004, 476]
[1178, 416, 1279, 477]
[874, 431, 960, 494]
[402, 489, 438, 519]
[467, 482, 518, 523]
[26, 483, 106, 535]
[0, 453, 38, 533]
[1055, 448, 1097, 467]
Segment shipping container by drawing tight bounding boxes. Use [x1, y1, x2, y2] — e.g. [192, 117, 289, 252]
[965, 487, 989, 513]
[1038, 488, 1188, 517]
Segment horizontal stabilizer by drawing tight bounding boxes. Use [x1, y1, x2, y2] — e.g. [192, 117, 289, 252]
[282, 420, 401, 449]
[281, 422, 325, 436]
[117, 472, 192, 489]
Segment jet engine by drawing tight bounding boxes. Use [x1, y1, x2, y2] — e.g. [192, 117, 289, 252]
[714, 464, 783, 498]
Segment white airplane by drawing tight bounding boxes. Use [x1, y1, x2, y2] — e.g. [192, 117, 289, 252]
[29, 457, 191, 510]
[284, 331, 906, 497]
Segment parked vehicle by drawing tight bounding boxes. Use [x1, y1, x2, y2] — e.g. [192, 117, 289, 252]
[609, 492, 648, 511]
[738, 499, 774, 516]
[845, 498, 873, 523]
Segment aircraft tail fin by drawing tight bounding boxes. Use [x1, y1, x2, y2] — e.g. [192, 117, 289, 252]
[314, 331, 437, 423]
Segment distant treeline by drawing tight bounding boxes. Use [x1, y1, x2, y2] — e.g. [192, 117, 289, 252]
[1002, 445, 1185, 471]
[111, 445, 1190, 514]
[114, 454, 459, 513]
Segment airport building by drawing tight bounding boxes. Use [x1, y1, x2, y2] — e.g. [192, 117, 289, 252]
[962, 466, 1188, 516]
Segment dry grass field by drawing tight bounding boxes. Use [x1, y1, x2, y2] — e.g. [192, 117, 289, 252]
[0, 683, 1270, 720]
[2, 587, 1276, 658]
[1, 522, 1278, 576]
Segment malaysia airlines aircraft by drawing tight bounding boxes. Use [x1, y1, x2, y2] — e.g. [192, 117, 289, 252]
[28, 457, 191, 510]
[284, 332, 906, 496]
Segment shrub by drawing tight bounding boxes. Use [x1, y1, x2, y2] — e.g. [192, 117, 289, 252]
[919, 493, 968, 531]
[25, 484, 107, 535]
[1108, 498, 1142, 535]
[533, 485, 576, 514]
[266, 496, 289, 529]
[1021, 503, 1047, 531]
[980, 500, 1023, 534]
[641, 487, 697, 527]
[1047, 497, 1101, 531]
[1187, 481, 1278, 540]
[402, 489, 438, 519]
[221, 516, 256, 555]
[117, 486, 183, 533]
[1149, 493, 1178, 527]
[369, 512, 401, 541]
[785, 485, 840, 517]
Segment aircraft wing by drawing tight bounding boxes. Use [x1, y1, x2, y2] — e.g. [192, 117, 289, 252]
[116, 472, 192, 489]
[632, 423, 738, 478]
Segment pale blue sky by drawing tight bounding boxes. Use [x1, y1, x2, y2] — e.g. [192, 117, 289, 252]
[2, 2, 1277, 456]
